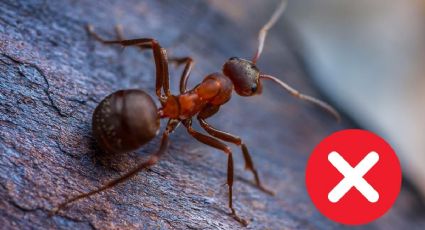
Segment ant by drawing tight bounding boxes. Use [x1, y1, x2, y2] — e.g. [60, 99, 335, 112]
[50, 0, 339, 226]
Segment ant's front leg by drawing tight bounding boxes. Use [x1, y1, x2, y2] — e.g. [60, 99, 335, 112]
[86, 25, 170, 102]
[197, 106, 274, 195]
[182, 119, 248, 227]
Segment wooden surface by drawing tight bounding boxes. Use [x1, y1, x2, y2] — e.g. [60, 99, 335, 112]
[1, 0, 424, 229]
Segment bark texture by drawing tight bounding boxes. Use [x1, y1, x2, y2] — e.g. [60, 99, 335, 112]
[1, 0, 424, 229]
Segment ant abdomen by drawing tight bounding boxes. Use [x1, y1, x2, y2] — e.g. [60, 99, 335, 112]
[92, 89, 160, 154]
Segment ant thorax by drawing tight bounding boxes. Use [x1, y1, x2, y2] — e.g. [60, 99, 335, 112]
[160, 73, 233, 120]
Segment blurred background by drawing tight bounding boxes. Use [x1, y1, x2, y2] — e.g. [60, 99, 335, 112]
[210, 0, 425, 199]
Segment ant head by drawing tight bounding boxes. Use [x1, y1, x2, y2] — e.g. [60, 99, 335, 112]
[222, 57, 262, 96]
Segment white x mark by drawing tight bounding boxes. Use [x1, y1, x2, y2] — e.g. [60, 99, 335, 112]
[328, 151, 380, 203]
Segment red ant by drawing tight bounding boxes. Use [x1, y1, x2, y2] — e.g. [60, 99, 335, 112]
[50, 0, 339, 226]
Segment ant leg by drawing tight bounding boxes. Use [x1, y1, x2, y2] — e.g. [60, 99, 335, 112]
[110, 31, 194, 94]
[198, 118, 274, 195]
[86, 25, 170, 101]
[168, 57, 194, 94]
[182, 119, 248, 227]
[196, 108, 274, 195]
[49, 119, 180, 216]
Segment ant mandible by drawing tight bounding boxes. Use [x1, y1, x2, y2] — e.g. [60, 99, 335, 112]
[50, 0, 339, 226]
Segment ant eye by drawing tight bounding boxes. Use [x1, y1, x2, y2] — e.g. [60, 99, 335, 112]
[229, 57, 237, 61]
[251, 84, 257, 93]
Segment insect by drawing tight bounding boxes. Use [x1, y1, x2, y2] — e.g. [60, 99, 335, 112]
[50, 0, 339, 226]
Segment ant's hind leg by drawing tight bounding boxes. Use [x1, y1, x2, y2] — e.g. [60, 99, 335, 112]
[49, 119, 179, 216]
[182, 119, 248, 226]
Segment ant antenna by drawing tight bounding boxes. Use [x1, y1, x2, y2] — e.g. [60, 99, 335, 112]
[252, 0, 288, 64]
[260, 74, 341, 121]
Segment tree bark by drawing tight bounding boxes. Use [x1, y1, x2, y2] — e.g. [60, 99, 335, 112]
[1, 0, 424, 229]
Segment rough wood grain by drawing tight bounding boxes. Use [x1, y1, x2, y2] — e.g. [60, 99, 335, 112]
[1, 0, 424, 229]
